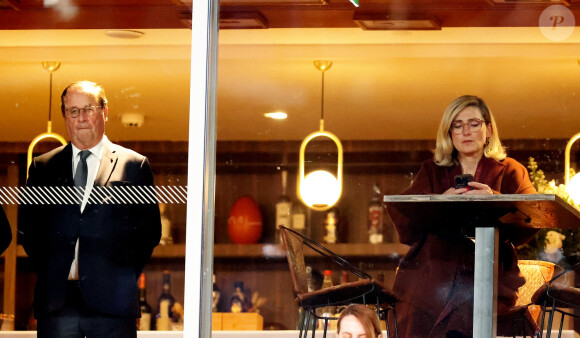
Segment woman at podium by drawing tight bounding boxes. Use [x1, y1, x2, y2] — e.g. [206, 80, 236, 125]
[387, 95, 536, 338]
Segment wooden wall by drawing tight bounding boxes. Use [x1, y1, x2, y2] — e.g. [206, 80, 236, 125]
[0, 138, 577, 330]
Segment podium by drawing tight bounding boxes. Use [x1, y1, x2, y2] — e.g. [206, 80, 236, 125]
[383, 194, 580, 338]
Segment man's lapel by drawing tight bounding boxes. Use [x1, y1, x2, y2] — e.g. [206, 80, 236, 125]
[54, 143, 75, 187]
[94, 139, 118, 187]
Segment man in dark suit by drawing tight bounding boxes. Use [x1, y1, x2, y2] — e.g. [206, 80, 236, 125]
[18, 81, 161, 337]
[0, 206, 11, 254]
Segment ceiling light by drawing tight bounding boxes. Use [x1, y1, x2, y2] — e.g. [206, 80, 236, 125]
[354, 14, 441, 30]
[27, 62, 68, 178]
[105, 30, 145, 39]
[264, 112, 287, 120]
[297, 60, 343, 211]
[219, 11, 268, 29]
[490, 0, 569, 4]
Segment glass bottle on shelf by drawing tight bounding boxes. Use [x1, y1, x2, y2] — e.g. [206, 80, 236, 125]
[291, 200, 308, 237]
[368, 184, 384, 244]
[159, 203, 174, 245]
[323, 207, 339, 244]
[275, 169, 292, 243]
[229, 281, 249, 313]
[138, 273, 152, 331]
[212, 274, 221, 313]
[156, 270, 176, 331]
[319, 270, 336, 330]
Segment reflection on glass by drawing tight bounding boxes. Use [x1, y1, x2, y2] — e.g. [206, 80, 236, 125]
[1, 4, 192, 332]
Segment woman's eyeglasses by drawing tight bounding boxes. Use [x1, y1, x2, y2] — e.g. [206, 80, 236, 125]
[450, 119, 485, 135]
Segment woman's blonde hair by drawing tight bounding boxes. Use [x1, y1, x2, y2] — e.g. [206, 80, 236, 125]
[434, 95, 506, 166]
[337, 304, 383, 338]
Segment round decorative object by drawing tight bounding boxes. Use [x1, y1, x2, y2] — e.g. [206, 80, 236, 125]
[227, 196, 263, 244]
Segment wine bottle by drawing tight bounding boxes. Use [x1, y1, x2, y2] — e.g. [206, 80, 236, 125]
[212, 274, 221, 313]
[229, 281, 247, 313]
[319, 270, 335, 330]
[275, 170, 292, 243]
[291, 200, 308, 237]
[138, 273, 152, 331]
[156, 270, 176, 330]
[323, 207, 339, 244]
[368, 184, 384, 244]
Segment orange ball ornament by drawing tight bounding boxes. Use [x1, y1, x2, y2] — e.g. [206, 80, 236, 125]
[227, 196, 263, 244]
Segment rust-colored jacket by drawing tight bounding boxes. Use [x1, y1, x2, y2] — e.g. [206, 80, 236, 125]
[387, 156, 536, 337]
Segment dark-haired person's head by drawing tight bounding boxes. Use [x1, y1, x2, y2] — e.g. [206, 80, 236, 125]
[337, 304, 383, 338]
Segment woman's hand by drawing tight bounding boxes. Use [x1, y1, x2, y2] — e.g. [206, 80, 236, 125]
[443, 182, 493, 195]
[443, 187, 469, 195]
[464, 181, 493, 195]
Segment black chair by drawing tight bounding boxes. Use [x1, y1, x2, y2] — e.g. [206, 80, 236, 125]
[278, 225, 399, 338]
[531, 265, 580, 338]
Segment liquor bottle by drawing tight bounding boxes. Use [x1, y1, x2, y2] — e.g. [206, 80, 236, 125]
[291, 200, 308, 237]
[368, 184, 384, 244]
[156, 270, 176, 330]
[305, 266, 315, 292]
[229, 281, 248, 313]
[340, 270, 348, 285]
[159, 203, 174, 245]
[212, 274, 221, 313]
[138, 273, 152, 331]
[323, 207, 339, 244]
[319, 270, 336, 330]
[275, 169, 292, 243]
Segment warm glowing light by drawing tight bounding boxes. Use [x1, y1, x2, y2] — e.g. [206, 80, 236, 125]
[567, 173, 580, 204]
[264, 112, 287, 120]
[300, 170, 340, 208]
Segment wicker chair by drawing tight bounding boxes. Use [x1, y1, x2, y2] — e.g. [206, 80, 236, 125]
[497, 260, 560, 338]
[278, 225, 399, 338]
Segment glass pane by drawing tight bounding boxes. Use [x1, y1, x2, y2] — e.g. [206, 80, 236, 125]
[0, 3, 192, 333]
[215, 3, 580, 336]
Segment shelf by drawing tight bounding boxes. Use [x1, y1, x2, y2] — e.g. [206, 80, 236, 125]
[213, 242, 408, 260]
[4, 243, 409, 260]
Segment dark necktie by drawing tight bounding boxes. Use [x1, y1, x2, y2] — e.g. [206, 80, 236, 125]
[74, 150, 91, 187]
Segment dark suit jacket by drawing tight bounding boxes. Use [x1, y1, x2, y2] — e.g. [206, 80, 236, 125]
[18, 139, 161, 318]
[0, 206, 11, 254]
[387, 156, 536, 338]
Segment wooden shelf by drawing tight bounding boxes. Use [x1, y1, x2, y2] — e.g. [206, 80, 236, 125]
[5, 242, 409, 260]
[213, 242, 408, 259]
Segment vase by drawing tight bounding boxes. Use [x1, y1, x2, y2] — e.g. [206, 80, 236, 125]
[227, 196, 263, 244]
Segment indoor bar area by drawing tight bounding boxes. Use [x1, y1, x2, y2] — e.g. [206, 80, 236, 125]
[1, 0, 580, 337]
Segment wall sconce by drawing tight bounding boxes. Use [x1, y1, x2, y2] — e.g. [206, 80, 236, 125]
[565, 132, 580, 203]
[27, 62, 68, 178]
[297, 60, 343, 211]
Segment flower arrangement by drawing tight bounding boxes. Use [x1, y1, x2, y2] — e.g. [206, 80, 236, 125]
[516, 157, 580, 268]
[527, 157, 578, 210]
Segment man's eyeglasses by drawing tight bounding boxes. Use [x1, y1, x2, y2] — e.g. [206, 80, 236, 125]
[64, 105, 102, 118]
[450, 119, 485, 135]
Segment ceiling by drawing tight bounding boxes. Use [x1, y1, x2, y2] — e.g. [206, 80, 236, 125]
[1, 0, 580, 142]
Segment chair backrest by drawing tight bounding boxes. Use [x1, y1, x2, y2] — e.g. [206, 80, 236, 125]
[517, 260, 557, 306]
[279, 225, 309, 295]
[516, 259, 561, 324]
[279, 225, 372, 297]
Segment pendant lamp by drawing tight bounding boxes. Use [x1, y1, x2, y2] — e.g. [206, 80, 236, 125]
[27, 62, 68, 178]
[297, 60, 343, 211]
[564, 132, 580, 203]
